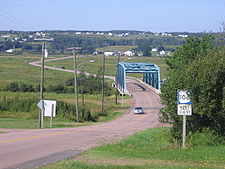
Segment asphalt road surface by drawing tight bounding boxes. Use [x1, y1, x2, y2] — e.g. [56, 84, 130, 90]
[0, 58, 162, 169]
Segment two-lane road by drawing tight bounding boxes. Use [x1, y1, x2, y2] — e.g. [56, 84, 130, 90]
[0, 59, 162, 169]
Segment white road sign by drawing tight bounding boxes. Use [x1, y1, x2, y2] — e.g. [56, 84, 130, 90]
[43, 100, 56, 117]
[177, 104, 192, 115]
[177, 90, 191, 104]
[37, 100, 47, 110]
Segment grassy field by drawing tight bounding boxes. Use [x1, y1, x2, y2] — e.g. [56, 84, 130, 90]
[45, 55, 168, 79]
[0, 55, 74, 88]
[42, 127, 225, 169]
[0, 54, 168, 89]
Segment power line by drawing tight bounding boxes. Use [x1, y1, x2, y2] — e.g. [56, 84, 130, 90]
[0, 9, 36, 30]
[0, 18, 17, 30]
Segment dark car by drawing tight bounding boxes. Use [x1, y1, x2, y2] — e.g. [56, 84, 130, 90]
[133, 107, 144, 114]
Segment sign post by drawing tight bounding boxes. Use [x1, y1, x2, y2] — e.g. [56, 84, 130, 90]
[37, 100, 56, 128]
[43, 100, 56, 128]
[177, 90, 192, 148]
[182, 115, 186, 148]
[50, 104, 54, 128]
[37, 100, 47, 128]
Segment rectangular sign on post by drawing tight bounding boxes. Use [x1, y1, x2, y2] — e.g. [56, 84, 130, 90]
[177, 104, 192, 115]
[177, 90, 192, 149]
[43, 100, 56, 117]
[37, 100, 47, 110]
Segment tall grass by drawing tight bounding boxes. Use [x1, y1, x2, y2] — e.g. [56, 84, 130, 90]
[42, 127, 225, 169]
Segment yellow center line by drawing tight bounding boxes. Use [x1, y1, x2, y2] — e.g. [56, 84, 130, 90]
[0, 89, 153, 144]
[0, 128, 84, 144]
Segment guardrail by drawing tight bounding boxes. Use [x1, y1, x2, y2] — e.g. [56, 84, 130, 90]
[127, 76, 161, 95]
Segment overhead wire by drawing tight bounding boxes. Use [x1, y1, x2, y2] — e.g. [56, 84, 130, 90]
[0, 9, 36, 31]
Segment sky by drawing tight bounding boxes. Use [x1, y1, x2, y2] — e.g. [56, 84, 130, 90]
[0, 0, 225, 32]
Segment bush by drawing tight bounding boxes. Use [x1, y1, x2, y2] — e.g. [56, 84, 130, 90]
[5, 82, 35, 92]
[46, 84, 66, 93]
[188, 128, 224, 146]
[5, 82, 19, 92]
[0, 96, 97, 122]
[65, 72, 112, 95]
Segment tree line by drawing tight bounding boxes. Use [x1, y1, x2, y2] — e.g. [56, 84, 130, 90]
[0, 33, 186, 54]
[160, 35, 225, 144]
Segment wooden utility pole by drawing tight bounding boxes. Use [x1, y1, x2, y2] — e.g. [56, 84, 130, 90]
[68, 47, 81, 122]
[101, 54, 106, 114]
[115, 55, 120, 104]
[35, 36, 53, 128]
[40, 41, 45, 128]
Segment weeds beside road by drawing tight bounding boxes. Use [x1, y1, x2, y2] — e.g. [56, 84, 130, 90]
[42, 127, 225, 169]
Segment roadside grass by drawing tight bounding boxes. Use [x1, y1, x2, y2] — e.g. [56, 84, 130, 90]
[42, 127, 225, 169]
[45, 55, 168, 79]
[0, 91, 129, 129]
[42, 161, 192, 169]
[0, 118, 94, 129]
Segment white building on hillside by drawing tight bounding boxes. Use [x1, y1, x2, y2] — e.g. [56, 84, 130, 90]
[124, 51, 135, 56]
[151, 48, 158, 52]
[159, 50, 166, 56]
[6, 49, 13, 53]
[104, 52, 114, 56]
[178, 34, 188, 38]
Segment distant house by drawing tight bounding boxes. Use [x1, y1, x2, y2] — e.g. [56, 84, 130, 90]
[6, 49, 13, 53]
[93, 51, 98, 55]
[108, 32, 113, 36]
[104, 52, 114, 56]
[178, 34, 188, 38]
[124, 51, 135, 56]
[151, 48, 158, 52]
[159, 50, 166, 56]
[161, 33, 172, 36]
[1, 35, 11, 38]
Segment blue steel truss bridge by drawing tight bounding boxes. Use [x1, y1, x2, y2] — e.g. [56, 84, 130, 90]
[116, 62, 161, 94]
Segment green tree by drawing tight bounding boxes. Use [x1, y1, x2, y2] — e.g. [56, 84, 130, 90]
[6, 82, 19, 92]
[160, 35, 225, 141]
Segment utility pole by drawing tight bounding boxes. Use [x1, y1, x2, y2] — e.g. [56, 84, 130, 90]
[35, 36, 53, 128]
[101, 54, 106, 114]
[68, 47, 81, 123]
[115, 55, 120, 104]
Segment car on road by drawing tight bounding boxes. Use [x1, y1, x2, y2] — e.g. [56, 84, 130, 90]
[133, 107, 144, 114]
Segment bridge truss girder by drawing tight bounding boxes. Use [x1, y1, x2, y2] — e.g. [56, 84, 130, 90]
[116, 62, 160, 94]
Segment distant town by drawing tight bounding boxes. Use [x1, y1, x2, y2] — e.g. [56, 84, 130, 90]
[0, 30, 217, 57]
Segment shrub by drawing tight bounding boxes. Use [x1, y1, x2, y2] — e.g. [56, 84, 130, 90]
[5, 82, 35, 92]
[5, 82, 19, 92]
[188, 128, 224, 146]
[0, 97, 97, 122]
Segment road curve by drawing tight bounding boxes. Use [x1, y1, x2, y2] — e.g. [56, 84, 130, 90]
[0, 57, 162, 169]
